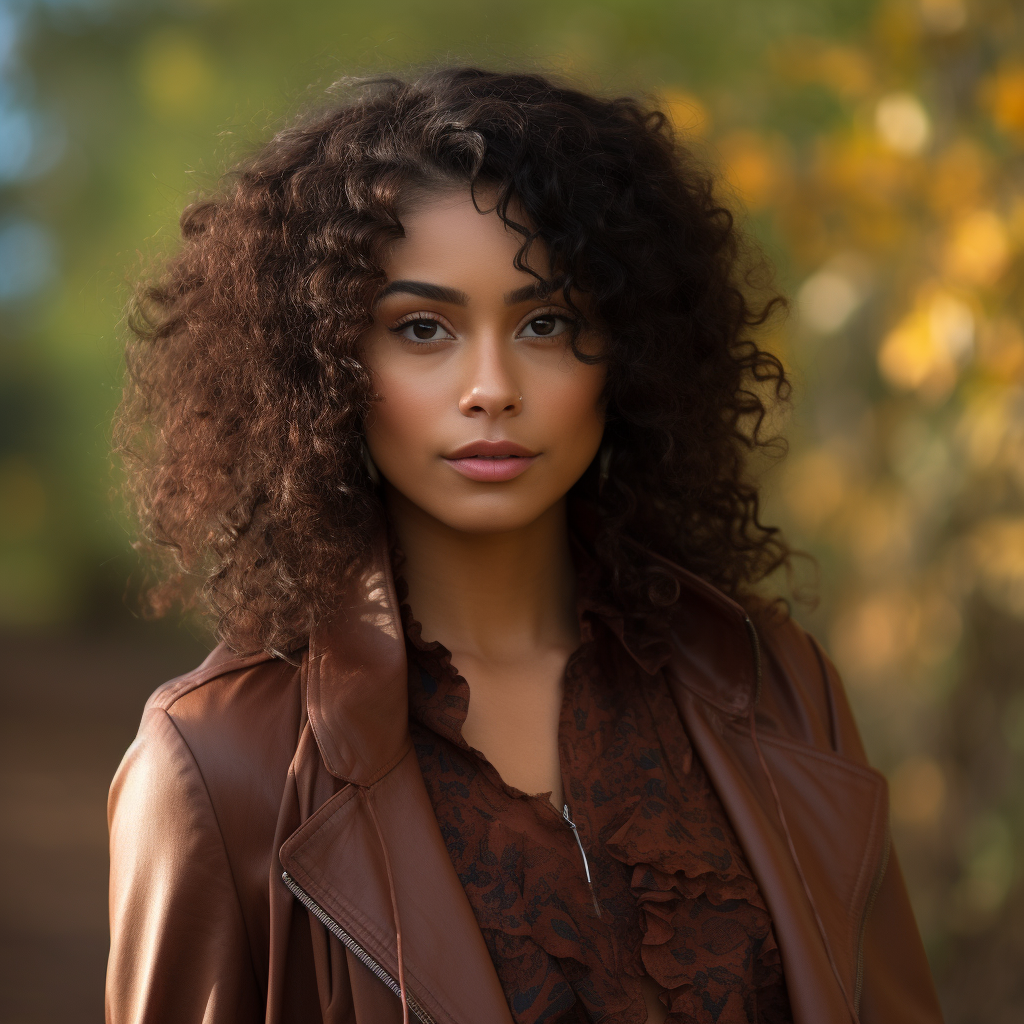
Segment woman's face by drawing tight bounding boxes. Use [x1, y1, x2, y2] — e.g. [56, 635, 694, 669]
[361, 189, 607, 535]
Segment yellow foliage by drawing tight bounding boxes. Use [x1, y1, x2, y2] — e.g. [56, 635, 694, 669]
[943, 209, 1011, 286]
[659, 89, 710, 139]
[781, 448, 850, 529]
[890, 755, 946, 826]
[770, 39, 874, 97]
[875, 92, 931, 154]
[841, 489, 914, 574]
[878, 289, 974, 400]
[975, 317, 1024, 382]
[797, 252, 872, 333]
[809, 130, 921, 251]
[980, 64, 1024, 140]
[917, 0, 967, 35]
[717, 131, 786, 210]
[957, 380, 1024, 472]
[830, 588, 920, 680]
[927, 139, 991, 217]
[969, 517, 1024, 617]
[828, 584, 960, 684]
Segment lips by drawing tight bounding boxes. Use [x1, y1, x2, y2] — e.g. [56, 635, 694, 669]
[443, 440, 540, 482]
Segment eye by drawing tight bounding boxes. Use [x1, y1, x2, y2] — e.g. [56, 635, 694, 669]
[393, 319, 454, 343]
[519, 315, 571, 339]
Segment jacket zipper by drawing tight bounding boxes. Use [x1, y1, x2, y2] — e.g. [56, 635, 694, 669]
[853, 819, 891, 1011]
[562, 803, 602, 917]
[281, 871, 436, 1024]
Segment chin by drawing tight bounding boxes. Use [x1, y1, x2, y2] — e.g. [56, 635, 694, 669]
[397, 483, 560, 535]
[426, 501, 555, 536]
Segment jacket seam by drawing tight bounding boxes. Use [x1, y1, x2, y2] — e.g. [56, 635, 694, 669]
[290, 859, 393, 955]
[150, 652, 280, 713]
[285, 745, 414, 858]
[846, 775, 886, 921]
[750, 727, 885, 782]
[735, 709, 889, 996]
[807, 634, 841, 752]
[284, 783, 361, 854]
[667, 654, 750, 717]
[365, 738, 416, 786]
[157, 706, 264, 1000]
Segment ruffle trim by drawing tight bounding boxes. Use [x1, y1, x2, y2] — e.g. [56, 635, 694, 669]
[605, 789, 784, 1022]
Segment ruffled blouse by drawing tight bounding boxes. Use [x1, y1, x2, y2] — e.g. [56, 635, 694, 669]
[401, 575, 792, 1024]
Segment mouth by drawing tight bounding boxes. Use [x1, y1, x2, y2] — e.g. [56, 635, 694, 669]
[443, 440, 540, 482]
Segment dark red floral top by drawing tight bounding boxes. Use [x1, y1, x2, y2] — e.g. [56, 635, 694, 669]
[401, 576, 792, 1024]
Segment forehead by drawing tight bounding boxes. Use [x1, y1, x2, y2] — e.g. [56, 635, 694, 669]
[386, 189, 552, 285]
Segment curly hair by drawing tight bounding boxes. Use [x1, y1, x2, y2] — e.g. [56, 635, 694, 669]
[116, 66, 791, 655]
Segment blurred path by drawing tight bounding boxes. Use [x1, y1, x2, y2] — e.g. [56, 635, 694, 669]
[0, 627, 208, 1024]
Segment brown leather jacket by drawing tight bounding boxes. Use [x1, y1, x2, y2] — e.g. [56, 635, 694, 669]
[106, 539, 944, 1024]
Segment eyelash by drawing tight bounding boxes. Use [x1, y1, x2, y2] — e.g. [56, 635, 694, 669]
[389, 312, 457, 345]
[388, 308, 577, 345]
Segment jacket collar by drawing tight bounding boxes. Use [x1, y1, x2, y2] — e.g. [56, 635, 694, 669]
[305, 528, 760, 784]
[637, 542, 761, 716]
[305, 529, 411, 785]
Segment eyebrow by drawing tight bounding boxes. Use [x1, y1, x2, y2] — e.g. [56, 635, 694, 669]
[375, 278, 564, 307]
[504, 281, 558, 305]
[375, 281, 470, 306]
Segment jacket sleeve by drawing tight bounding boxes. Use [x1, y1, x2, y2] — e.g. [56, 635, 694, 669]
[107, 706, 263, 1024]
[810, 635, 945, 1024]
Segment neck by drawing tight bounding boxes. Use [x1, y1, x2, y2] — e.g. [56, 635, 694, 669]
[386, 488, 579, 663]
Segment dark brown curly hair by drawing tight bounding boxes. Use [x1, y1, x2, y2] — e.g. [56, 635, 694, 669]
[116, 66, 791, 655]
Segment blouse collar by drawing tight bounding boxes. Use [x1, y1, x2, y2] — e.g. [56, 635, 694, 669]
[305, 523, 759, 786]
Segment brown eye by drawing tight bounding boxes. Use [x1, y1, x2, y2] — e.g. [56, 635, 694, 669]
[519, 315, 570, 339]
[395, 319, 453, 343]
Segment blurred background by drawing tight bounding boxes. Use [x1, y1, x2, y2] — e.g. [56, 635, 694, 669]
[1, 0, 1022, 1019]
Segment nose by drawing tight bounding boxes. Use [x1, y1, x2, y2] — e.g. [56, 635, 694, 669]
[458, 336, 522, 419]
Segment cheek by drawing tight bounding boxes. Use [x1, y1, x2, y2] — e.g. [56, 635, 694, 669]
[365, 362, 445, 450]
[537, 363, 607, 448]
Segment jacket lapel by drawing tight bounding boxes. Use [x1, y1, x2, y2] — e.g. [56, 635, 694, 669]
[675, 685, 887, 1024]
[663, 562, 889, 1024]
[280, 748, 514, 1024]
[282, 533, 514, 1024]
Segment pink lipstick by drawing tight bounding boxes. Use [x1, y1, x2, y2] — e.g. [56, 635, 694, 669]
[443, 440, 539, 482]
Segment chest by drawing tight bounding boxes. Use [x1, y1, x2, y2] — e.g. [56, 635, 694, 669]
[455, 648, 568, 806]
[406, 650, 787, 1024]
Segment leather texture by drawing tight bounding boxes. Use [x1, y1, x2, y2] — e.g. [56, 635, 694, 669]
[107, 534, 944, 1024]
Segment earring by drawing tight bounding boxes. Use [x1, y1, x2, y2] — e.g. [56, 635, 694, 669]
[361, 440, 381, 487]
[598, 443, 613, 494]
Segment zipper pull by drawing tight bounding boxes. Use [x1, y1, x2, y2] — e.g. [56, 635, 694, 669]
[563, 803, 601, 918]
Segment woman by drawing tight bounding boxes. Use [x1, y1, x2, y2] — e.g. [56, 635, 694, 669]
[108, 68, 943, 1023]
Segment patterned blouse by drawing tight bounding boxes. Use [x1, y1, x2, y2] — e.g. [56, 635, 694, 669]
[400, 570, 792, 1024]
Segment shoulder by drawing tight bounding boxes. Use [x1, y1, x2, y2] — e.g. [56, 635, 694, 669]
[116, 645, 306, 823]
[754, 611, 869, 764]
[147, 643, 293, 717]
